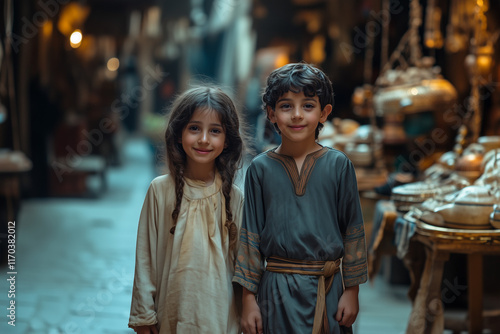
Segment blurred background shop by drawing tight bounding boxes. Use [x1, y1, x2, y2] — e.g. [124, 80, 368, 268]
[0, 0, 500, 333]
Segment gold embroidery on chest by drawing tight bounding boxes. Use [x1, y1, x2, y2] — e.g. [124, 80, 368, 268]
[267, 147, 328, 196]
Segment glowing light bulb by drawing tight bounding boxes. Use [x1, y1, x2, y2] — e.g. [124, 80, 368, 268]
[107, 58, 120, 71]
[70, 29, 82, 48]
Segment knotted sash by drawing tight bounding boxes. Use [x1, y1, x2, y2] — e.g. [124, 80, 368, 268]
[266, 256, 341, 334]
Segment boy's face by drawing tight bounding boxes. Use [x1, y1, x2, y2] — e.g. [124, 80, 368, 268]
[267, 91, 332, 145]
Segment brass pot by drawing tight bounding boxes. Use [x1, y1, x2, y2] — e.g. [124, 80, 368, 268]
[374, 77, 457, 116]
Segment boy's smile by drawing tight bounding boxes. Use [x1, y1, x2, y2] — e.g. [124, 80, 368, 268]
[267, 90, 331, 145]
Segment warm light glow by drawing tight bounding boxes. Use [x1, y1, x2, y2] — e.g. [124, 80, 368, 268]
[309, 35, 326, 64]
[425, 38, 435, 49]
[70, 30, 82, 48]
[42, 21, 53, 38]
[274, 54, 289, 69]
[107, 57, 120, 71]
[57, 2, 90, 36]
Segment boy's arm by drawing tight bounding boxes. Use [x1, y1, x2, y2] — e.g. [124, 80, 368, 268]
[336, 160, 367, 327]
[338, 160, 368, 288]
[241, 287, 263, 334]
[335, 285, 360, 327]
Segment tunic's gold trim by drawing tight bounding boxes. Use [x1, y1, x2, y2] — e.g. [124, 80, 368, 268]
[267, 147, 328, 196]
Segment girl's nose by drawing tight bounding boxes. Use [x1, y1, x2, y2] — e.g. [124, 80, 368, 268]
[198, 131, 209, 144]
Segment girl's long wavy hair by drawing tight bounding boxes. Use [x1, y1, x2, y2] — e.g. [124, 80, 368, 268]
[164, 86, 244, 249]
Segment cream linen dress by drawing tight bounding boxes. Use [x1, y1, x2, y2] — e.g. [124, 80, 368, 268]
[129, 173, 243, 334]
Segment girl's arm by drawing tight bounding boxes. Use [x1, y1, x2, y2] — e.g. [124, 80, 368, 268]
[241, 287, 263, 334]
[335, 285, 360, 328]
[132, 325, 159, 334]
[129, 183, 159, 328]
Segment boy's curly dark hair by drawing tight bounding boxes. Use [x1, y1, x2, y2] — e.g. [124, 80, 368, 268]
[164, 86, 244, 249]
[262, 62, 334, 139]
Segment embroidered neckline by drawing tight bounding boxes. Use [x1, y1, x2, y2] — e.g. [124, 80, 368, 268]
[267, 147, 328, 196]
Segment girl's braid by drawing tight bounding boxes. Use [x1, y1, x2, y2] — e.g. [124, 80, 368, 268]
[220, 166, 237, 250]
[170, 166, 185, 234]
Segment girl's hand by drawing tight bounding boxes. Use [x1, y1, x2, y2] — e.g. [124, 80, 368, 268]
[335, 285, 360, 328]
[133, 325, 159, 334]
[241, 288, 263, 334]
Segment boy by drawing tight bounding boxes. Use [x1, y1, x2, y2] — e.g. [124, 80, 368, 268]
[233, 63, 367, 334]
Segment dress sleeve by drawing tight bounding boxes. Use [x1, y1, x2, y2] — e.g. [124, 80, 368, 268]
[337, 160, 368, 287]
[232, 186, 245, 257]
[233, 164, 266, 293]
[128, 183, 159, 327]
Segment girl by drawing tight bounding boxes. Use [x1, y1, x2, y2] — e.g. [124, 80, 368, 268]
[129, 86, 245, 334]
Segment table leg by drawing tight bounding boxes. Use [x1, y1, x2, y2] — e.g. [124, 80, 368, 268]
[406, 247, 448, 334]
[2, 176, 19, 221]
[468, 253, 483, 334]
[403, 241, 426, 302]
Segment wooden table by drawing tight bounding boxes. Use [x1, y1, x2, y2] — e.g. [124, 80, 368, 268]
[406, 221, 500, 334]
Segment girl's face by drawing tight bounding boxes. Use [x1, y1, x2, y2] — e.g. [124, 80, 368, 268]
[181, 108, 226, 174]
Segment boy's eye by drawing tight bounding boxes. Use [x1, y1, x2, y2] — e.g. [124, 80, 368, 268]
[280, 103, 291, 110]
[304, 104, 314, 109]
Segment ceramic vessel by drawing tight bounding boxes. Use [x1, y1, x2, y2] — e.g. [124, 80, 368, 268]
[391, 181, 457, 213]
[437, 151, 458, 169]
[481, 149, 500, 171]
[478, 136, 500, 153]
[433, 185, 497, 229]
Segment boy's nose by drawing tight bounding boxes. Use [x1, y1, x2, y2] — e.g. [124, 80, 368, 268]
[291, 108, 304, 120]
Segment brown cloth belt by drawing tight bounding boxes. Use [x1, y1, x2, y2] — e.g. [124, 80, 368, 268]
[266, 256, 341, 334]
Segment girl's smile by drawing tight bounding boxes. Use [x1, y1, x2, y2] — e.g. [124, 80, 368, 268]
[181, 108, 226, 179]
[193, 148, 212, 154]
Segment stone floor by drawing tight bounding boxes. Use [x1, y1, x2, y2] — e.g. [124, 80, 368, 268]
[0, 136, 417, 334]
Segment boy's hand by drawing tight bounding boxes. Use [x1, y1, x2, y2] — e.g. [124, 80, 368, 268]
[335, 285, 360, 328]
[133, 325, 158, 334]
[241, 288, 263, 334]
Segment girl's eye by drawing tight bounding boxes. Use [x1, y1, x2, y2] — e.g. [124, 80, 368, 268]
[211, 128, 222, 134]
[188, 125, 199, 131]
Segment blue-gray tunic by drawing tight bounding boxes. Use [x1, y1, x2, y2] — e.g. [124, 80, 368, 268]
[233, 146, 368, 334]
